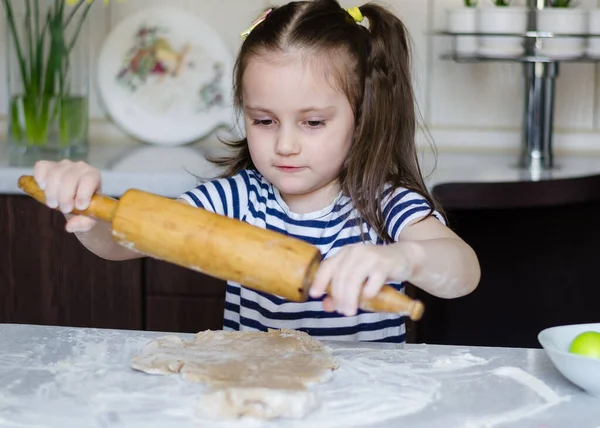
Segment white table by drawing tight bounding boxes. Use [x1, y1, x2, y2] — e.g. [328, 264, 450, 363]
[1, 324, 599, 428]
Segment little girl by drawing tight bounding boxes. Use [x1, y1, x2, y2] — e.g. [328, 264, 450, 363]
[33, 0, 480, 343]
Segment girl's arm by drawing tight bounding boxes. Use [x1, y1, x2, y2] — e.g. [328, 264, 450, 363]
[384, 216, 480, 299]
[310, 216, 481, 316]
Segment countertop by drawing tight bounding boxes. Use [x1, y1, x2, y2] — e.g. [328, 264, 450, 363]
[3, 139, 600, 197]
[1, 324, 599, 428]
[0, 139, 226, 198]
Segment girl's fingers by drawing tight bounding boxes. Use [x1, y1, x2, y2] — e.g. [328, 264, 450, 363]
[33, 160, 101, 223]
[331, 262, 365, 317]
[43, 161, 70, 209]
[33, 160, 52, 190]
[309, 258, 334, 298]
[334, 248, 376, 316]
[57, 167, 81, 213]
[322, 296, 335, 313]
[342, 276, 366, 317]
[65, 215, 97, 234]
[361, 271, 388, 300]
[75, 170, 101, 211]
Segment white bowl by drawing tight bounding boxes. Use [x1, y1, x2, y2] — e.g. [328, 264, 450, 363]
[538, 323, 600, 397]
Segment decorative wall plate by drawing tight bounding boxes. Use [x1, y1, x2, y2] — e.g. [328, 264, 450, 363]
[98, 6, 235, 146]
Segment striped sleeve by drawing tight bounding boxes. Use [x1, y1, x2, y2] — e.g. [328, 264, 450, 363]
[178, 171, 251, 220]
[382, 186, 445, 242]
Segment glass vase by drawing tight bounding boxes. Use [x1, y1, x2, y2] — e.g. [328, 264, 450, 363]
[6, 6, 89, 167]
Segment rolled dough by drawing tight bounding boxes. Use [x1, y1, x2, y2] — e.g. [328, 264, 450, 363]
[131, 329, 338, 419]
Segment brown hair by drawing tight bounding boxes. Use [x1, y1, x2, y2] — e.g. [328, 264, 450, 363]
[212, 0, 441, 243]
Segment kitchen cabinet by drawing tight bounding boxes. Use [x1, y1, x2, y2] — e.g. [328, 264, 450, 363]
[0, 195, 225, 333]
[144, 258, 225, 332]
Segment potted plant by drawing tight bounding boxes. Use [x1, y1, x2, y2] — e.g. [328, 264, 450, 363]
[477, 0, 529, 57]
[588, 4, 600, 57]
[446, 0, 479, 56]
[536, 0, 588, 58]
[1, 0, 114, 166]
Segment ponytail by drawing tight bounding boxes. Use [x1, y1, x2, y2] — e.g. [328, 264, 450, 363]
[342, 3, 437, 242]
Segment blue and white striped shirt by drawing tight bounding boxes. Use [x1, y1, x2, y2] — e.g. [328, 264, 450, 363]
[180, 169, 441, 343]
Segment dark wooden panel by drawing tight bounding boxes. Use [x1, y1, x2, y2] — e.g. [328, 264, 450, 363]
[145, 258, 226, 297]
[413, 176, 600, 348]
[0, 195, 143, 329]
[145, 296, 224, 333]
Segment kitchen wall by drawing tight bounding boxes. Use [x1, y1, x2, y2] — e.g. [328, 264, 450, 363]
[2, 0, 600, 154]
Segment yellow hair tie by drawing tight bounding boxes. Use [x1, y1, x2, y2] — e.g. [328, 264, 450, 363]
[241, 8, 273, 39]
[347, 6, 363, 23]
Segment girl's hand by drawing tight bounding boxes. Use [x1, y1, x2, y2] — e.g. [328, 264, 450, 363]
[309, 243, 411, 316]
[33, 160, 101, 233]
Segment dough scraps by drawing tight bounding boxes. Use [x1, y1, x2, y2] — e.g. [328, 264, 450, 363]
[130, 329, 338, 419]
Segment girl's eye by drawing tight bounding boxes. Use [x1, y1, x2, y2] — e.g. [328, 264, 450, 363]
[253, 119, 274, 126]
[306, 120, 325, 128]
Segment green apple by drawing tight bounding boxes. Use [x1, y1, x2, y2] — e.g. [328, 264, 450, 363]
[569, 331, 600, 359]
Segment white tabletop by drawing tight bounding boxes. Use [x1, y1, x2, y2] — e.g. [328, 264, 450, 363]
[2, 139, 600, 198]
[1, 324, 599, 428]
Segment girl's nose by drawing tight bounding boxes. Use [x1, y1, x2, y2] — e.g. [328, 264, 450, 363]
[275, 127, 300, 155]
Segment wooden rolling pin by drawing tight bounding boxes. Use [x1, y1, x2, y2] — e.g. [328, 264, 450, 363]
[18, 176, 424, 320]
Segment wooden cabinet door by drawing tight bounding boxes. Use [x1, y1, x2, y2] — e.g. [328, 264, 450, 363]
[144, 258, 225, 333]
[0, 195, 143, 329]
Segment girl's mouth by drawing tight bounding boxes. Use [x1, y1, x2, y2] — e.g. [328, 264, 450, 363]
[276, 166, 305, 172]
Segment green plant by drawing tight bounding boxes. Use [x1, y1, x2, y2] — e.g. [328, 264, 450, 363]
[1, 0, 113, 146]
[491, 0, 511, 5]
[548, 0, 575, 6]
[465, 0, 478, 6]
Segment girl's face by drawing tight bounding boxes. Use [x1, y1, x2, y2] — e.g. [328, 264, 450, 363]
[242, 51, 355, 214]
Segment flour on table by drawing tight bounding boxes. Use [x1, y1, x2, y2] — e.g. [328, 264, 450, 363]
[430, 352, 489, 371]
[462, 366, 571, 428]
[130, 329, 338, 419]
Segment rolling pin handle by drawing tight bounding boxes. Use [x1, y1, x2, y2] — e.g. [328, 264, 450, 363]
[18, 175, 118, 222]
[357, 284, 425, 321]
[409, 300, 425, 321]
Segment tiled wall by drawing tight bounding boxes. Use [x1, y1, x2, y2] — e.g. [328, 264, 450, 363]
[2, 0, 600, 153]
